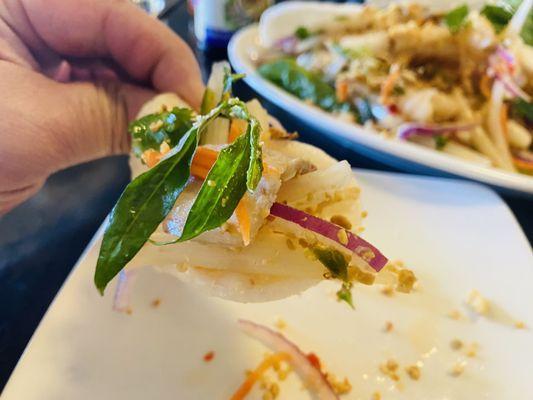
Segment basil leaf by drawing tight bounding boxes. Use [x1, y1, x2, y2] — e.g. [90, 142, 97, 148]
[129, 108, 193, 159]
[481, 3, 513, 32]
[246, 119, 263, 190]
[94, 128, 198, 294]
[336, 282, 354, 309]
[481, 1, 533, 44]
[294, 26, 311, 40]
[258, 59, 339, 111]
[435, 135, 449, 150]
[312, 246, 348, 281]
[512, 98, 533, 122]
[444, 4, 469, 33]
[222, 71, 245, 100]
[180, 130, 251, 241]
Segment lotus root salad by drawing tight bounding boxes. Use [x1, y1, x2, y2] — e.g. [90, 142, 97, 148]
[254, 1, 533, 175]
[94, 61, 416, 305]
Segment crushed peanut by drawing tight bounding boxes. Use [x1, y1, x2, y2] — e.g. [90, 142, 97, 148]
[405, 365, 421, 380]
[384, 321, 394, 333]
[286, 239, 296, 250]
[261, 382, 280, 400]
[150, 298, 161, 308]
[371, 391, 381, 400]
[449, 361, 466, 377]
[466, 289, 490, 316]
[447, 309, 463, 320]
[450, 339, 463, 351]
[274, 318, 287, 330]
[159, 141, 170, 154]
[465, 342, 479, 358]
[380, 359, 400, 381]
[330, 215, 352, 230]
[396, 269, 417, 293]
[337, 229, 349, 245]
[326, 374, 352, 395]
[515, 321, 527, 329]
[381, 285, 394, 297]
[349, 265, 376, 285]
[361, 210, 368, 218]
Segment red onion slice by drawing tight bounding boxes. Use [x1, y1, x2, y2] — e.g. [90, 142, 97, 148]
[270, 202, 387, 272]
[238, 319, 339, 400]
[397, 123, 478, 141]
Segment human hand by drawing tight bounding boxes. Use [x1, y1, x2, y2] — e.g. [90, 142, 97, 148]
[0, 0, 204, 214]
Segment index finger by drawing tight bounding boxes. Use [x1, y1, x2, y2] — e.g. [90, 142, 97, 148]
[17, 0, 204, 108]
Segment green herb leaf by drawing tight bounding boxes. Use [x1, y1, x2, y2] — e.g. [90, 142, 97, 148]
[129, 108, 193, 159]
[222, 71, 245, 100]
[444, 4, 470, 33]
[481, 1, 533, 44]
[481, 3, 513, 32]
[512, 98, 533, 122]
[312, 246, 349, 281]
[258, 59, 339, 111]
[94, 128, 198, 294]
[435, 135, 448, 150]
[180, 127, 256, 241]
[336, 282, 354, 309]
[294, 26, 311, 40]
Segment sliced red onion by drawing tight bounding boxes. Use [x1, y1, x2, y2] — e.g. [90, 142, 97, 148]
[396, 122, 478, 141]
[499, 75, 532, 102]
[273, 35, 298, 54]
[238, 319, 339, 400]
[270, 202, 387, 272]
[489, 49, 531, 102]
[113, 270, 137, 314]
[496, 46, 515, 66]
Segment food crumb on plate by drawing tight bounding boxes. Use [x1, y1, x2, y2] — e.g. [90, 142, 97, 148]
[514, 321, 527, 329]
[447, 309, 463, 320]
[381, 285, 395, 297]
[383, 321, 394, 333]
[274, 318, 287, 330]
[371, 391, 381, 400]
[449, 361, 466, 377]
[379, 359, 400, 381]
[466, 289, 490, 316]
[450, 339, 463, 351]
[405, 365, 421, 380]
[150, 298, 161, 308]
[326, 373, 352, 395]
[203, 351, 215, 362]
[465, 342, 479, 358]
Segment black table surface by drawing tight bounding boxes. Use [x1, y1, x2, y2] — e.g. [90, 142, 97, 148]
[1, 5, 532, 391]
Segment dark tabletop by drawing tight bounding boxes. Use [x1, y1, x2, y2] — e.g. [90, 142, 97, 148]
[0, 3, 532, 391]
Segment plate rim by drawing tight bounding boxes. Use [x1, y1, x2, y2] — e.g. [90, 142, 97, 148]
[228, 24, 533, 196]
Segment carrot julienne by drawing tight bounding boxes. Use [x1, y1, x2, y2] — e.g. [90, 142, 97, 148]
[235, 196, 252, 245]
[230, 352, 290, 400]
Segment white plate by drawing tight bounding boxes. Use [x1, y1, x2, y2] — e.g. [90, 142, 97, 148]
[228, 25, 533, 197]
[3, 171, 533, 399]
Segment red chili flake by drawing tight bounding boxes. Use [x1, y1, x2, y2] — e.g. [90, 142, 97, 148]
[203, 351, 215, 362]
[388, 104, 399, 114]
[306, 352, 321, 370]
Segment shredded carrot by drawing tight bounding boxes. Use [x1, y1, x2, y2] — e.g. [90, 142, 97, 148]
[513, 157, 533, 172]
[230, 353, 289, 400]
[141, 149, 162, 168]
[480, 74, 492, 98]
[229, 119, 248, 142]
[235, 197, 251, 245]
[380, 64, 401, 105]
[336, 80, 349, 102]
[500, 103, 509, 140]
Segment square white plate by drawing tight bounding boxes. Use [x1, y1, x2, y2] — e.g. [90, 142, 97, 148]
[3, 170, 533, 400]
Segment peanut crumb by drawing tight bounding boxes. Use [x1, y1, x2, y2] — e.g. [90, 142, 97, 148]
[396, 269, 417, 293]
[371, 391, 381, 400]
[448, 309, 462, 320]
[384, 321, 394, 333]
[381, 285, 394, 297]
[159, 141, 170, 154]
[380, 359, 400, 381]
[274, 318, 287, 330]
[357, 226, 366, 233]
[450, 339, 463, 351]
[261, 382, 280, 400]
[337, 229, 349, 245]
[326, 374, 352, 395]
[361, 210, 368, 218]
[150, 298, 161, 308]
[449, 361, 466, 377]
[466, 289, 490, 316]
[330, 215, 352, 230]
[286, 239, 295, 250]
[405, 365, 421, 380]
[515, 321, 526, 329]
[465, 342, 479, 358]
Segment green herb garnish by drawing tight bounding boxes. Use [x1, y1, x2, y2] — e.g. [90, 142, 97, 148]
[444, 4, 470, 33]
[94, 99, 262, 294]
[481, 1, 533, 44]
[258, 59, 340, 111]
[312, 246, 348, 281]
[336, 282, 354, 309]
[294, 26, 312, 40]
[129, 108, 193, 160]
[435, 135, 449, 150]
[512, 98, 533, 122]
